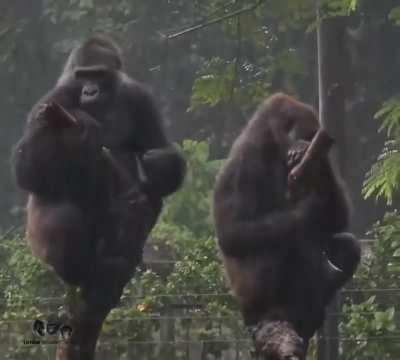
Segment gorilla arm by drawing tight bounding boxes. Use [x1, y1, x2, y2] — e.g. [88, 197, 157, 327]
[12, 80, 82, 195]
[214, 146, 324, 258]
[288, 129, 350, 234]
[13, 99, 101, 202]
[128, 84, 186, 198]
[314, 158, 351, 233]
[13, 111, 73, 196]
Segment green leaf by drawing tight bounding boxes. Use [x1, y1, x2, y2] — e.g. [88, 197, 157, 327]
[393, 248, 400, 257]
[363, 96, 400, 204]
[190, 58, 236, 110]
[389, 6, 400, 26]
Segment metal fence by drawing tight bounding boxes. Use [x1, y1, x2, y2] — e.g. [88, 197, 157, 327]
[1, 243, 399, 359]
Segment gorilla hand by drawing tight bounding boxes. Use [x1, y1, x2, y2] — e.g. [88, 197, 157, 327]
[287, 140, 309, 171]
[36, 102, 78, 129]
[287, 140, 311, 202]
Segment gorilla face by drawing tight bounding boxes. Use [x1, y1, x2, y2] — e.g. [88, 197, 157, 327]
[75, 66, 117, 109]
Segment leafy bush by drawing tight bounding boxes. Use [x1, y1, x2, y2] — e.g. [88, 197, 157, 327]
[343, 93, 400, 359]
[340, 213, 400, 359]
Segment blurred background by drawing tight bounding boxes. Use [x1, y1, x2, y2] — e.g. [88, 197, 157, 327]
[0, 0, 399, 359]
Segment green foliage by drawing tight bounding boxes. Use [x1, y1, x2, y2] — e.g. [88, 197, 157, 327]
[0, 231, 64, 315]
[351, 45, 400, 355]
[190, 57, 272, 112]
[154, 139, 222, 238]
[0, 231, 65, 359]
[264, 0, 315, 31]
[190, 58, 237, 110]
[346, 0, 358, 12]
[322, 0, 358, 16]
[340, 213, 400, 359]
[389, 6, 400, 26]
[271, 49, 305, 77]
[363, 140, 400, 205]
[363, 213, 400, 284]
[363, 96, 400, 204]
[341, 297, 396, 359]
[375, 96, 400, 138]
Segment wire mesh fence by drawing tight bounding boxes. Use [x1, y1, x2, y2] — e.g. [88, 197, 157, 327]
[1, 285, 399, 359]
[0, 238, 399, 360]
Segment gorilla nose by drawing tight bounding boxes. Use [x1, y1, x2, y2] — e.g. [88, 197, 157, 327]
[83, 85, 99, 97]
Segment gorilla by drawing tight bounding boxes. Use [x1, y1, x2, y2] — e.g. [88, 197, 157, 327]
[13, 34, 186, 305]
[213, 93, 360, 359]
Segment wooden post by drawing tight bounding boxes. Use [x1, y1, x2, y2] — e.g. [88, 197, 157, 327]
[160, 306, 176, 358]
[56, 293, 111, 360]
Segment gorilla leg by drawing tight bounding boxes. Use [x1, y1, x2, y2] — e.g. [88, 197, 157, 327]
[82, 195, 161, 309]
[323, 232, 361, 303]
[26, 198, 93, 286]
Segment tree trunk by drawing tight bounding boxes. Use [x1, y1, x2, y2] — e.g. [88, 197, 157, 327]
[317, 16, 350, 174]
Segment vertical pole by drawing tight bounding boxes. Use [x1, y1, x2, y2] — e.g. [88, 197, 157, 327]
[160, 307, 176, 359]
[316, 1, 350, 359]
[316, 3, 329, 358]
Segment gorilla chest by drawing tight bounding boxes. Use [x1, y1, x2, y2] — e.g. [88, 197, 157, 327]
[96, 108, 135, 149]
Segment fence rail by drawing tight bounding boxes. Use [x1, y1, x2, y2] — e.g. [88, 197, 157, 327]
[0, 240, 399, 359]
[1, 287, 399, 359]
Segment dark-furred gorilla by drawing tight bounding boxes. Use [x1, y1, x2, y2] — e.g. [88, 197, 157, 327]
[213, 93, 360, 359]
[13, 35, 186, 308]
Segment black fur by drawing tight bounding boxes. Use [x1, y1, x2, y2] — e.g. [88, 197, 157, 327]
[213, 93, 360, 347]
[13, 35, 186, 307]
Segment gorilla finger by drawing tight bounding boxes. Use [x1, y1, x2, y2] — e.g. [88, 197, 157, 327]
[36, 103, 50, 119]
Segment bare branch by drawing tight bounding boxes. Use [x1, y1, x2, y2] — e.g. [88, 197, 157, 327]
[164, 0, 265, 40]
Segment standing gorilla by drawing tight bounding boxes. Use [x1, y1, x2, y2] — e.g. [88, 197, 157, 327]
[213, 93, 360, 359]
[13, 35, 185, 359]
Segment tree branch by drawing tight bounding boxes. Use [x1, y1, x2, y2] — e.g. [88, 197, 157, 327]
[164, 0, 265, 40]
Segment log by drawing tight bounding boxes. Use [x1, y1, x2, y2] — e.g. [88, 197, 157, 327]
[251, 319, 306, 360]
